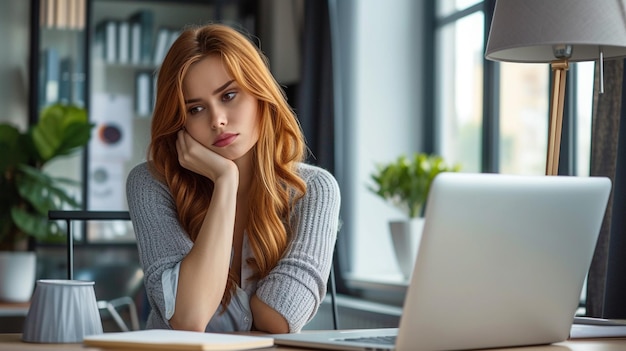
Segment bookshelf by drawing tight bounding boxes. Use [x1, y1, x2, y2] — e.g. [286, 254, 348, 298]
[36, 0, 88, 244]
[38, 0, 87, 110]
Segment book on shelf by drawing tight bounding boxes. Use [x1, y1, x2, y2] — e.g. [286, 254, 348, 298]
[117, 20, 130, 64]
[67, 0, 78, 29]
[58, 57, 72, 104]
[129, 9, 154, 65]
[153, 27, 171, 66]
[130, 21, 142, 65]
[41, 52, 84, 108]
[71, 33, 86, 107]
[39, 48, 60, 108]
[39, 0, 55, 27]
[153, 27, 181, 66]
[55, 0, 68, 28]
[135, 71, 152, 117]
[95, 19, 117, 63]
[40, 0, 85, 29]
[71, 69, 86, 107]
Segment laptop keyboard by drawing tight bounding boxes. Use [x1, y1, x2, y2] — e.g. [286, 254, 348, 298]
[338, 335, 397, 345]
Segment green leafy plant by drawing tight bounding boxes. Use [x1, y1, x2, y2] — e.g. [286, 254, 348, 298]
[0, 103, 94, 250]
[368, 153, 461, 218]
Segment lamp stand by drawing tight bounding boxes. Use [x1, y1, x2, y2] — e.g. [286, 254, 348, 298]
[546, 59, 569, 176]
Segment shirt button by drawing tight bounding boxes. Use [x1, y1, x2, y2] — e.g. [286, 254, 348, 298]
[244, 316, 250, 323]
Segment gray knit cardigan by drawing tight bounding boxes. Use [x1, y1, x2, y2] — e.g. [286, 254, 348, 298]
[126, 162, 341, 332]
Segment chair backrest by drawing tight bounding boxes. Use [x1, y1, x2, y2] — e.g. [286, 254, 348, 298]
[48, 210, 131, 280]
[74, 262, 144, 302]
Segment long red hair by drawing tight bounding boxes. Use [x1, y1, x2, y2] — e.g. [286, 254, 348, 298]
[148, 24, 306, 308]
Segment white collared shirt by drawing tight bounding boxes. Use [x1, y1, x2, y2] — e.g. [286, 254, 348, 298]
[161, 232, 257, 332]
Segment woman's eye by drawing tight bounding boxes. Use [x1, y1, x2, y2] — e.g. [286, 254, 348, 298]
[187, 106, 204, 115]
[223, 92, 236, 102]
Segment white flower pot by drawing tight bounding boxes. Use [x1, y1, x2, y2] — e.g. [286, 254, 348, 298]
[0, 251, 37, 302]
[389, 218, 425, 280]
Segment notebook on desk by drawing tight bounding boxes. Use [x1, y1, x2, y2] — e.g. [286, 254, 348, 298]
[83, 329, 274, 350]
[273, 172, 612, 351]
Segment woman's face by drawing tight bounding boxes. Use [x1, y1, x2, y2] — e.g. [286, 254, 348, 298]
[182, 55, 260, 162]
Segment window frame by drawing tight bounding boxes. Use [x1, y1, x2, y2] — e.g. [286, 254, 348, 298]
[427, 0, 581, 176]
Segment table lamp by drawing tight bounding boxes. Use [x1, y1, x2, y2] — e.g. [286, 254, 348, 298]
[485, 0, 626, 175]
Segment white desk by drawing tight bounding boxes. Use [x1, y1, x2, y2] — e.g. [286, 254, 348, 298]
[0, 333, 626, 350]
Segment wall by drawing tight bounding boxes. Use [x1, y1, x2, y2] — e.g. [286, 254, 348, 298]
[0, 1, 30, 128]
[332, 0, 426, 277]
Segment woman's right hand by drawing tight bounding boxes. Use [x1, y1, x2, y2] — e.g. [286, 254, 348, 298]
[176, 129, 238, 182]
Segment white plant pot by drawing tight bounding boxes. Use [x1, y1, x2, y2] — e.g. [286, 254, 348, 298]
[389, 218, 425, 280]
[0, 251, 37, 302]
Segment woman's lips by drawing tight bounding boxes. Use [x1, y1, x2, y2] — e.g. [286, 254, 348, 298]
[213, 133, 238, 147]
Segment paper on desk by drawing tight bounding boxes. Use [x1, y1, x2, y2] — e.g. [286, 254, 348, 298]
[83, 329, 274, 350]
[570, 324, 626, 339]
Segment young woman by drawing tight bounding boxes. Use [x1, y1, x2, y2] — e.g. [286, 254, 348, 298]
[126, 23, 340, 334]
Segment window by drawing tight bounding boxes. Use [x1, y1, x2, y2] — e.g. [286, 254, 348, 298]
[432, 0, 596, 312]
[498, 63, 549, 175]
[435, 9, 484, 172]
[434, 0, 593, 175]
[331, 0, 595, 304]
[576, 62, 595, 176]
[437, 0, 482, 17]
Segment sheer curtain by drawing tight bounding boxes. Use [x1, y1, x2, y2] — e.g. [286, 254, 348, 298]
[587, 58, 626, 318]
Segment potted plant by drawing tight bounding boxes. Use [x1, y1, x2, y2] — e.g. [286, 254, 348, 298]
[368, 153, 460, 279]
[0, 103, 93, 302]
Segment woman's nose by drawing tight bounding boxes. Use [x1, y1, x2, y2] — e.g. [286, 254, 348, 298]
[210, 108, 227, 129]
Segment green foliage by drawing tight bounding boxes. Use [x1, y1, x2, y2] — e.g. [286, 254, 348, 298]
[368, 153, 461, 218]
[0, 103, 93, 250]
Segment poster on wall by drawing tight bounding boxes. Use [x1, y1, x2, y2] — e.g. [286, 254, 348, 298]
[88, 93, 132, 210]
[86, 159, 135, 242]
[89, 93, 133, 160]
[87, 159, 125, 211]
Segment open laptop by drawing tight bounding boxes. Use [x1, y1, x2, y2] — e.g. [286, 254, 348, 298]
[273, 172, 612, 351]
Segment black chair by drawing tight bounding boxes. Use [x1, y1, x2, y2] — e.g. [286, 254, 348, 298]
[73, 262, 143, 331]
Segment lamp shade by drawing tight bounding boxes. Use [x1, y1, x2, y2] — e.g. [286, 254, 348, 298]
[485, 0, 626, 63]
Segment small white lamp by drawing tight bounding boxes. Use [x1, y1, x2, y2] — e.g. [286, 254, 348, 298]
[485, 0, 626, 175]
